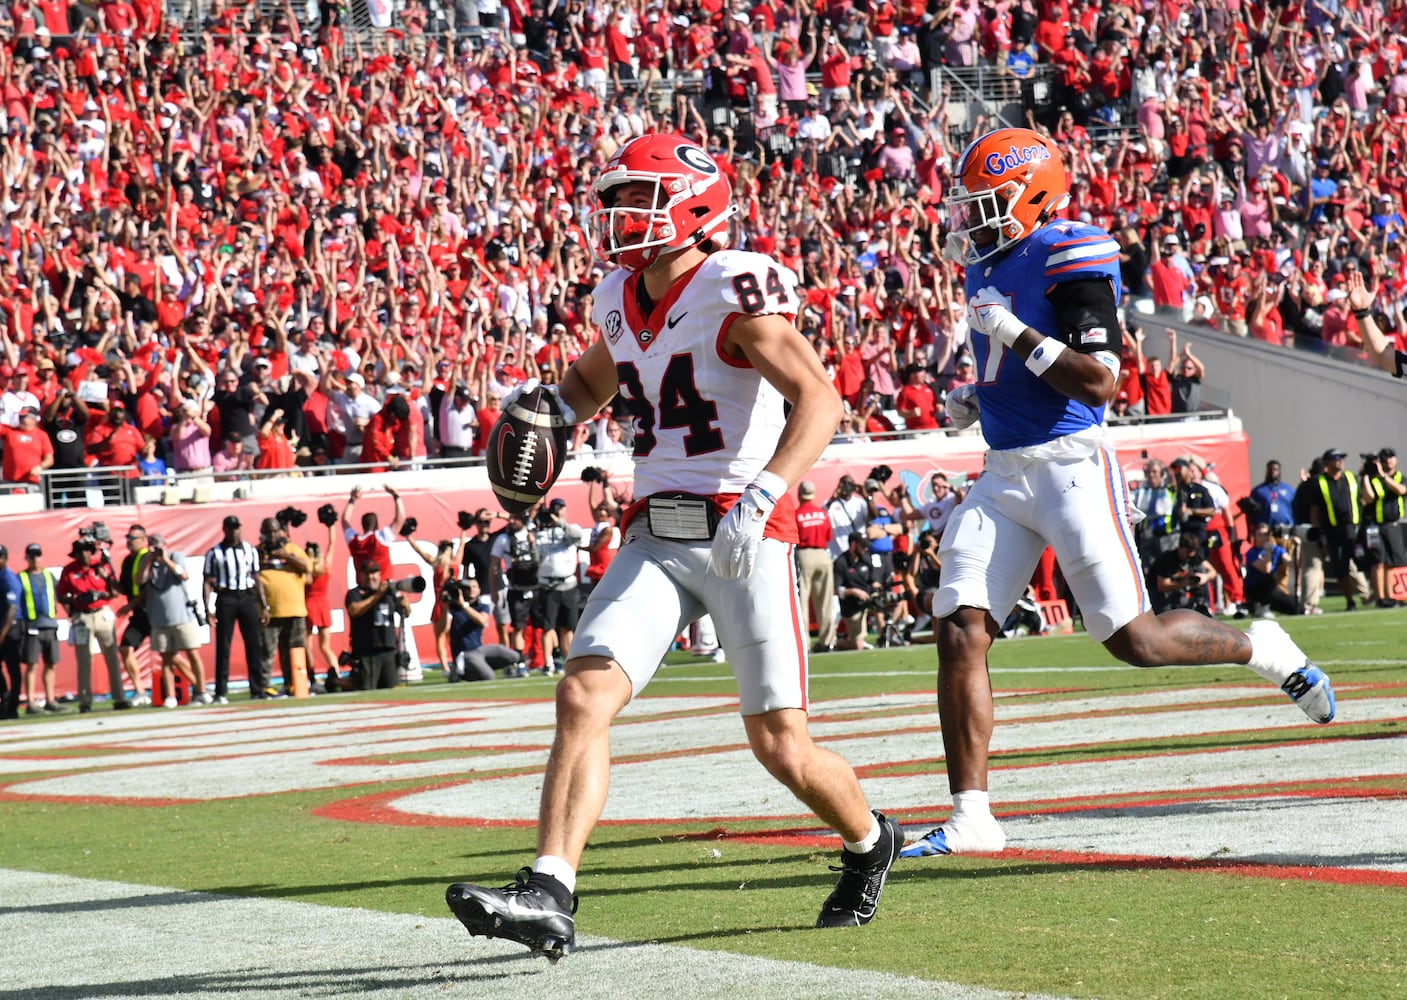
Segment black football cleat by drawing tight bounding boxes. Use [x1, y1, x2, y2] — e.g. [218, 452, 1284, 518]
[816, 810, 903, 928]
[446, 868, 577, 962]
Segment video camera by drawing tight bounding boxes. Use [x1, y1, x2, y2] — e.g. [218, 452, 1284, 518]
[440, 578, 466, 603]
[275, 506, 307, 529]
[865, 589, 902, 611]
[316, 503, 338, 527]
[77, 521, 112, 545]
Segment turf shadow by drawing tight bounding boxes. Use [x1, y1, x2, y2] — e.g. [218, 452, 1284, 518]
[0, 890, 199, 917]
[0, 959, 545, 999]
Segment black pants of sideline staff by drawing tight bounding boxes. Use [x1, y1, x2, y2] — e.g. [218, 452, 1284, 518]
[350, 650, 399, 690]
[0, 633, 21, 719]
[214, 591, 266, 700]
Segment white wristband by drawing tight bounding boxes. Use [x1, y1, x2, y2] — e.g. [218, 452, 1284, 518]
[748, 470, 788, 510]
[1025, 338, 1067, 377]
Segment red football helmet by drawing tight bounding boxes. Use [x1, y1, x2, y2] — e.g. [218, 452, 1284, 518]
[588, 134, 738, 272]
[946, 128, 1070, 265]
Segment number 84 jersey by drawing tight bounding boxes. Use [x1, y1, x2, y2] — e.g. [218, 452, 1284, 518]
[591, 249, 798, 498]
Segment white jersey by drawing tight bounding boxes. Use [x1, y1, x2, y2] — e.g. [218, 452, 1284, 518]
[591, 250, 799, 498]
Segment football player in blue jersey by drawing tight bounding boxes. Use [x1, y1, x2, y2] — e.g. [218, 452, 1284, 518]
[902, 128, 1337, 859]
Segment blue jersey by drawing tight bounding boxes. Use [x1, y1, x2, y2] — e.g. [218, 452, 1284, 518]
[966, 220, 1122, 450]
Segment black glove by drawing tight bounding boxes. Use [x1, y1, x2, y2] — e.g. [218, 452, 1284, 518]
[316, 503, 338, 527]
[400, 517, 418, 538]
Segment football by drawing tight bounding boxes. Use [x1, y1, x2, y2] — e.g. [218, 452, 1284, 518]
[485, 386, 570, 515]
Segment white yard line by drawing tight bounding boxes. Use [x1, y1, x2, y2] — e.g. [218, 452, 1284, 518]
[0, 869, 1071, 1000]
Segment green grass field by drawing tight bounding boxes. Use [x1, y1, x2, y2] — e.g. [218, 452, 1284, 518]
[2, 610, 1404, 999]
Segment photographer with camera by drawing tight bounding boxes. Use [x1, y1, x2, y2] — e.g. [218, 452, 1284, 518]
[530, 499, 587, 676]
[860, 467, 911, 645]
[910, 530, 943, 635]
[258, 514, 314, 697]
[1149, 532, 1216, 616]
[490, 509, 539, 659]
[826, 474, 869, 559]
[444, 578, 524, 681]
[834, 532, 880, 651]
[138, 533, 212, 706]
[304, 504, 341, 691]
[202, 516, 268, 703]
[1243, 525, 1305, 618]
[345, 561, 411, 690]
[1362, 447, 1407, 608]
[57, 536, 128, 711]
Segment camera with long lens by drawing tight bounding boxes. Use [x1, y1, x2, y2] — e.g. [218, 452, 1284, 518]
[388, 576, 427, 594]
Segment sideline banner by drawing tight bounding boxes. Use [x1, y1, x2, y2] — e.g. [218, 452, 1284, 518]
[3, 423, 1248, 700]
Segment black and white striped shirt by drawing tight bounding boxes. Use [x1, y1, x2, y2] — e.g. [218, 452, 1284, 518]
[203, 541, 261, 592]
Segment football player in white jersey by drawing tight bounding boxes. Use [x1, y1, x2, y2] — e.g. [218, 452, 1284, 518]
[446, 134, 901, 960]
[901, 128, 1337, 860]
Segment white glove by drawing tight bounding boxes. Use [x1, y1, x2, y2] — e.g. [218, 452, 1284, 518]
[965, 286, 1027, 347]
[946, 382, 980, 430]
[942, 231, 968, 263]
[711, 470, 786, 579]
[500, 377, 578, 427]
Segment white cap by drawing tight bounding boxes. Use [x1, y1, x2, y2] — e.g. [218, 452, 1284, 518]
[346, 372, 366, 387]
[1327, 288, 1348, 301]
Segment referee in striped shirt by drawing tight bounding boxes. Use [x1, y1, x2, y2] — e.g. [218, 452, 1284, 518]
[203, 515, 269, 702]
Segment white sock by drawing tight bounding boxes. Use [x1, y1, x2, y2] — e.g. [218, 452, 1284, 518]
[1245, 624, 1296, 685]
[941, 790, 1006, 853]
[842, 814, 882, 855]
[949, 789, 992, 825]
[532, 855, 577, 894]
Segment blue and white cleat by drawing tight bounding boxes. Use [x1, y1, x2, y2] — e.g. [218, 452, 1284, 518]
[1281, 664, 1336, 724]
[1250, 620, 1336, 724]
[898, 827, 953, 858]
[899, 816, 1006, 857]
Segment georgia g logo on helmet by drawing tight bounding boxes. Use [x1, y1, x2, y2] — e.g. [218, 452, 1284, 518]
[946, 128, 1071, 266]
[587, 134, 739, 272]
[675, 144, 719, 176]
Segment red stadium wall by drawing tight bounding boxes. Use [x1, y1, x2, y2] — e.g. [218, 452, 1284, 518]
[9, 425, 1248, 701]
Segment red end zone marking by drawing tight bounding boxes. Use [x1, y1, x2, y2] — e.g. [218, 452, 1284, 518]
[312, 783, 535, 828]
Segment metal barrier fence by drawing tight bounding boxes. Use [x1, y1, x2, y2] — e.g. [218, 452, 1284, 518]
[41, 465, 139, 509]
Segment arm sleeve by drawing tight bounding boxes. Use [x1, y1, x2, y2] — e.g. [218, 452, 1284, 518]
[1044, 277, 1122, 354]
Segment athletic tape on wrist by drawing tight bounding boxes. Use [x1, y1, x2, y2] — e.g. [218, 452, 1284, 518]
[1024, 338, 1067, 377]
[748, 470, 788, 509]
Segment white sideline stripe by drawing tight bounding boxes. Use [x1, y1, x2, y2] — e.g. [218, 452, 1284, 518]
[0, 869, 1072, 1000]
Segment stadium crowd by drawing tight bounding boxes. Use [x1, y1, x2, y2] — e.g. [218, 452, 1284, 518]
[0, 0, 1404, 487]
